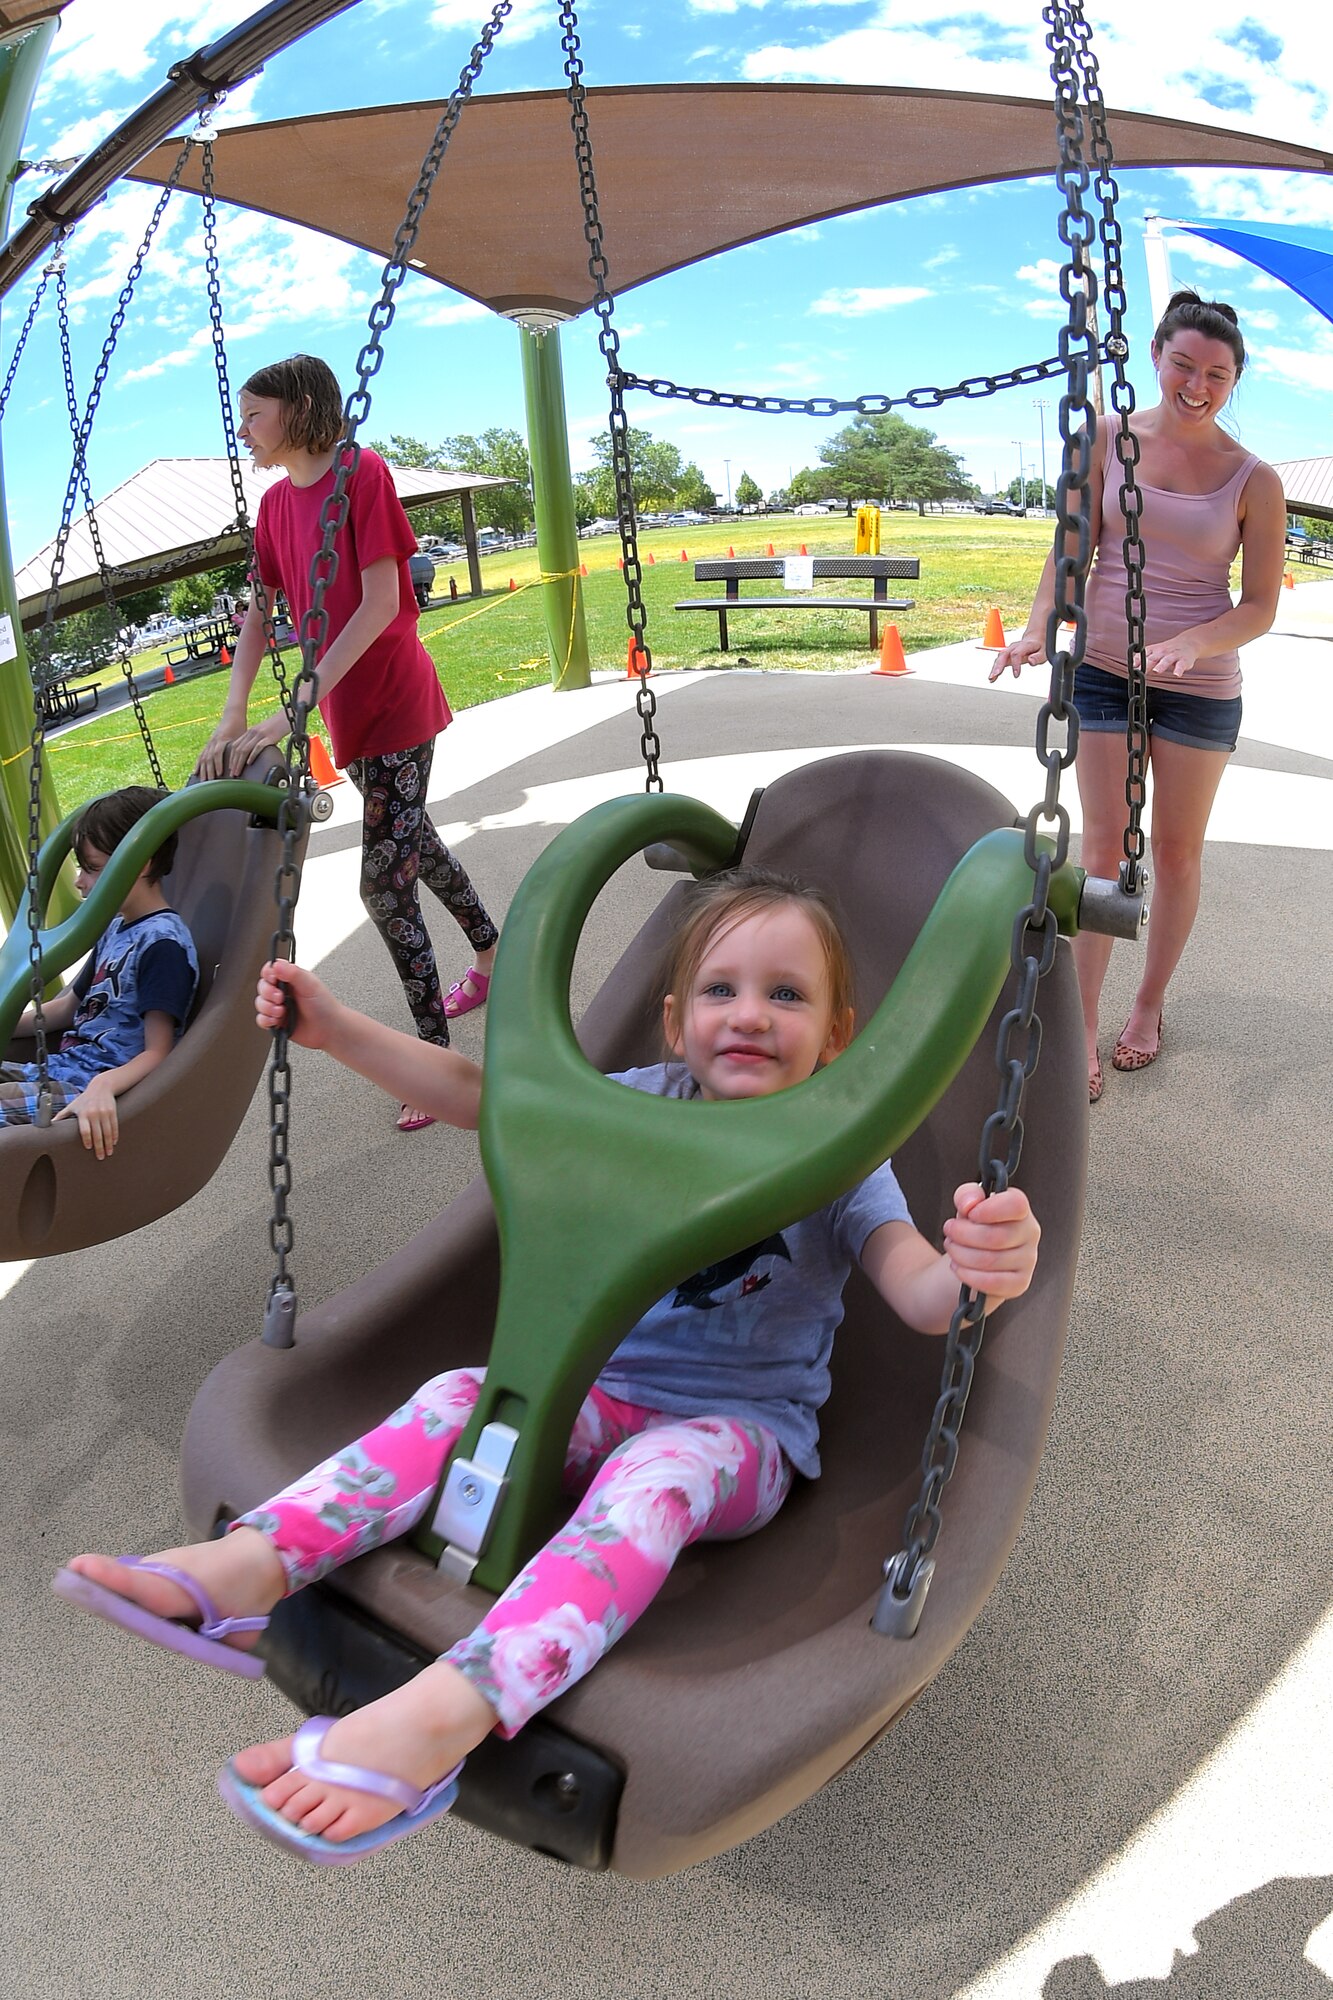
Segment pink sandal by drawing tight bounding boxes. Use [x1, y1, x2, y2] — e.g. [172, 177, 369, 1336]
[443, 967, 490, 1020]
[397, 1105, 436, 1133]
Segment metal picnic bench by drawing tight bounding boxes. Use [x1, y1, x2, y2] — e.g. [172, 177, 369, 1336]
[164, 613, 236, 670]
[675, 555, 919, 652]
[36, 674, 101, 726]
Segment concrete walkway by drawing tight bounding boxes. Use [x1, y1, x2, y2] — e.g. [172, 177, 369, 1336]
[3, 620, 1331, 2000]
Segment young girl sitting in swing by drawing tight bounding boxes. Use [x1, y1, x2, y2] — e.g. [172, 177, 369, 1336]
[54, 866, 1040, 1865]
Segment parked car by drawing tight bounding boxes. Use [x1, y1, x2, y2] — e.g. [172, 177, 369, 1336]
[581, 517, 620, 536]
[792, 501, 841, 516]
[423, 540, 466, 561]
[408, 551, 435, 608]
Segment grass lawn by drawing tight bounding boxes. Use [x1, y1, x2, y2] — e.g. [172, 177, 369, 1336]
[42, 511, 1057, 799]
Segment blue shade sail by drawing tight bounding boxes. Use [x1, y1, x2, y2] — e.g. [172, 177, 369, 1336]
[1172, 218, 1333, 324]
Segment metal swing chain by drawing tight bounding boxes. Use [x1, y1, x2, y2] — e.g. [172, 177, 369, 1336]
[618, 348, 1107, 422]
[199, 131, 298, 729]
[20, 154, 190, 1118]
[32, 128, 207, 800]
[873, 6, 1100, 1639]
[52, 263, 167, 790]
[0, 249, 59, 423]
[261, 0, 514, 1346]
[1063, 4, 1151, 894]
[558, 0, 662, 792]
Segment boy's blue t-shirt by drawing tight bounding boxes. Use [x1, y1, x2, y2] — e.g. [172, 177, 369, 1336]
[54, 908, 199, 1091]
[594, 1063, 914, 1478]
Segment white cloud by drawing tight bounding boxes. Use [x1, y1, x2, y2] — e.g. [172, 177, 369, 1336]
[808, 285, 930, 316]
[925, 245, 960, 270]
[739, 4, 1333, 150]
[427, 0, 554, 44]
[38, 2, 237, 92]
[1251, 343, 1333, 394]
[407, 297, 492, 328]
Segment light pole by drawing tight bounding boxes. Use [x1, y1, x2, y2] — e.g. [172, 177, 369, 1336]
[1033, 398, 1050, 515]
[1010, 439, 1026, 514]
[723, 458, 732, 512]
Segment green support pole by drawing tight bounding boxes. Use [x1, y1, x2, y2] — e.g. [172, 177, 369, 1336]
[0, 14, 74, 929]
[518, 321, 591, 692]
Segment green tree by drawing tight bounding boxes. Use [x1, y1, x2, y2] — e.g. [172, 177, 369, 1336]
[1006, 475, 1054, 511]
[818, 412, 972, 515]
[734, 471, 763, 509]
[439, 427, 534, 538]
[170, 573, 217, 620]
[585, 426, 717, 514]
[785, 466, 834, 505]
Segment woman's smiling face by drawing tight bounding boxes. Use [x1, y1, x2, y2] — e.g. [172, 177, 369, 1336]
[1153, 327, 1238, 424]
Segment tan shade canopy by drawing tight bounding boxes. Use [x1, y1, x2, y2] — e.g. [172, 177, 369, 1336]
[0, 3, 68, 30]
[128, 84, 1333, 318]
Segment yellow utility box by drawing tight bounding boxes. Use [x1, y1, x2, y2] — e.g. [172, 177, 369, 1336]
[855, 504, 881, 554]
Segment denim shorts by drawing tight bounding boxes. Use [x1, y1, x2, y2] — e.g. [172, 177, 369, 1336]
[1072, 662, 1242, 753]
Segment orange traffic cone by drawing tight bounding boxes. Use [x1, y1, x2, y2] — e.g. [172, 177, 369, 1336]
[978, 607, 1007, 649]
[508, 577, 517, 592]
[218, 644, 232, 667]
[647, 551, 656, 564]
[580, 562, 588, 577]
[1283, 569, 1294, 589]
[162, 663, 175, 685]
[872, 625, 913, 677]
[727, 545, 735, 559]
[308, 735, 345, 788]
[617, 555, 624, 570]
[680, 548, 688, 562]
[626, 638, 649, 679]
[799, 543, 808, 557]
[766, 542, 776, 557]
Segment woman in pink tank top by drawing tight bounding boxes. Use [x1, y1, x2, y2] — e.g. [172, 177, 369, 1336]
[989, 291, 1285, 1102]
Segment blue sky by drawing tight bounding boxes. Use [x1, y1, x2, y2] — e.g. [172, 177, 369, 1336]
[4, 0, 1333, 562]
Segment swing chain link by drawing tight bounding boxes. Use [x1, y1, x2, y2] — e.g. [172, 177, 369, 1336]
[1064, 10, 1151, 894]
[618, 347, 1107, 422]
[877, 0, 1101, 1638]
[262, 0, 514, 1345]
[0, 244, 60, 423]
[200, 136, 299, 730]
[559, 0, 662, 792]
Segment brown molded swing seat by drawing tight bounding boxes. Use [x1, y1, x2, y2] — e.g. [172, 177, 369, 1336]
[1, 752, 305, 1260]
[180, 749, 1086, 1878]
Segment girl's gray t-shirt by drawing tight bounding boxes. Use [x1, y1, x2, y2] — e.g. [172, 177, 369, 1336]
[594, 1063, 913, 1478]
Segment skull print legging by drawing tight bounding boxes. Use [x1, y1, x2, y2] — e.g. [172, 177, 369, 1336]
[345, 738, 499, 1046]
[233, 1367, 792, 1737]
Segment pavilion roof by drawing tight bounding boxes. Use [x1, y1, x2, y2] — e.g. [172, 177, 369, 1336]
[14, 456, 510, 624]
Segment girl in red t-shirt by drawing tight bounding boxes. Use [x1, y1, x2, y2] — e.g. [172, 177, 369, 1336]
[197, 355, 499, 1131]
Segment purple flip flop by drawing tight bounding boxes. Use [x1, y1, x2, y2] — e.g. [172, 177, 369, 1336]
[51, 1558, 268, 1680]
[217, 1716, 463, 1864]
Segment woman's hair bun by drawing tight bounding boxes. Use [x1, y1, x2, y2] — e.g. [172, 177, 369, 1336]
[1210, 301, 1240, 325]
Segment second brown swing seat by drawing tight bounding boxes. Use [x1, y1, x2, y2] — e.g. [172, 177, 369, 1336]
[180, 748, 1087, 1879]
[0, 750, 306, 1260]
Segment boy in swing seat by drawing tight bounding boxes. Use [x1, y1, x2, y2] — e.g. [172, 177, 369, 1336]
[1, 786, 199, 1159]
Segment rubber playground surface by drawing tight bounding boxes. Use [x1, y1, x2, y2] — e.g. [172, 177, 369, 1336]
[3, 609, 1331, 1999]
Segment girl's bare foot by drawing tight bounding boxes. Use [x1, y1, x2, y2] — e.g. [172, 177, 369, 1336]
[229, 1660, 497, 1842]
[64, 1531, 286, 1656]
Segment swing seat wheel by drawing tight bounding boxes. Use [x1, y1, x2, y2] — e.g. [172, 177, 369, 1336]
[309, 789, 335, 823]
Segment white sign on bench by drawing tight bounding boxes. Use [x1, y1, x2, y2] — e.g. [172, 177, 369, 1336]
[783, 555, 814, 592]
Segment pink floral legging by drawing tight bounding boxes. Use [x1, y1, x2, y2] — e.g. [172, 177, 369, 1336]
[234, 1367, 792, 1736]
